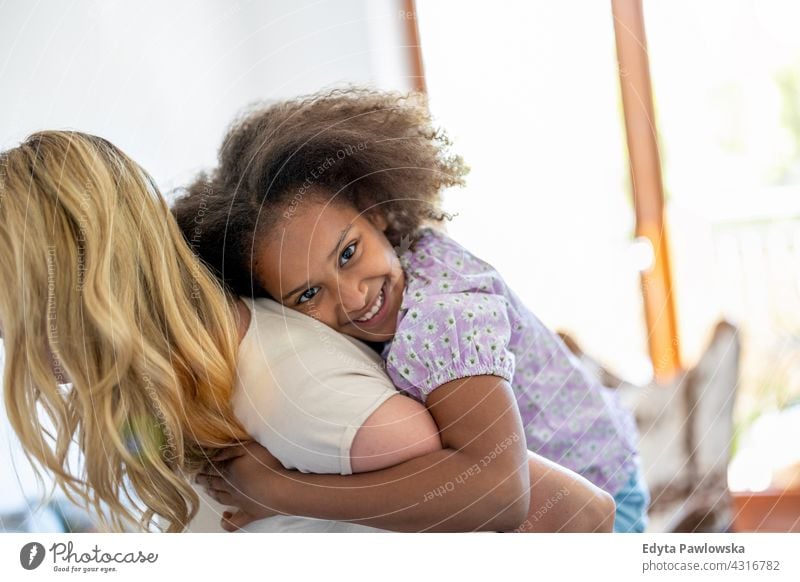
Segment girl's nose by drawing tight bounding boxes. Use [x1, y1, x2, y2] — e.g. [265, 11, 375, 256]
[338, 277, 369, 315]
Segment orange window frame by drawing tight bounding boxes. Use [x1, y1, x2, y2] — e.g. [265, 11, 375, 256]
[405, 0, 681, 379]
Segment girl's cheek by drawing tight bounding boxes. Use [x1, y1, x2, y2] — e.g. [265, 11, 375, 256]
[304, 299, 333, 325]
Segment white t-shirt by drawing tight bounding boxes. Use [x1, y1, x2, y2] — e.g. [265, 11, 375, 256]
[188, 298, 397, 532]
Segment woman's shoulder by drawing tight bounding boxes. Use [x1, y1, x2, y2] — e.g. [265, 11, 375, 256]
[244, 295, 312, 322]
[239, 296, 386, 372]
[231, 296, 398, 476]
[242, 296, 328, 343]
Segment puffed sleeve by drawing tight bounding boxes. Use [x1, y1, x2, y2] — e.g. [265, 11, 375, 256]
[384, 292, 516, 402]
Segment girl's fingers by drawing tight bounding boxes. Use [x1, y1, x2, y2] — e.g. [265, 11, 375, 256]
[195, 473, 230, 492]
[198, 463, 223, 479]
[212, 490, 235, 506]
[221, 509, 257, 532]
[212, 443, 253, 463]
[203, 486, 234, 506]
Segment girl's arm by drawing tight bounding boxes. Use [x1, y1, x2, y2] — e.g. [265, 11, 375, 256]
[209, 450, 617, 533]
[353, 395, 615, 532]
[203, 375, 563, 531]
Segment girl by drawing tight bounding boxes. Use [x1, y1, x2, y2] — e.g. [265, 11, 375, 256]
[0, 131, 611, 533]
[178, 88, 648, 532]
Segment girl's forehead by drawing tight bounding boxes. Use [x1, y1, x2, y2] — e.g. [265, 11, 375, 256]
[261, 201, 363, 260]
[279, 200, 361, 238]
[256, 202, 364, 292]
[300, 196, 353, 217]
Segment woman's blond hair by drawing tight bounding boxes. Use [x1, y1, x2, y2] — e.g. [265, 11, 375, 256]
[0, 131, 248, 532]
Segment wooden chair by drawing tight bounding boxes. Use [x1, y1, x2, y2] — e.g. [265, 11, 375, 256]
[559, 321, 741, 532]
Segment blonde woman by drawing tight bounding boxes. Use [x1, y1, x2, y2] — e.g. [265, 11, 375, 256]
[0, 131, 613, 533]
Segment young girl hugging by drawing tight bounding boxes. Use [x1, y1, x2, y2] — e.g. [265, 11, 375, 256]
[178, 88, 647, 532]
[0, 130, 607, 534]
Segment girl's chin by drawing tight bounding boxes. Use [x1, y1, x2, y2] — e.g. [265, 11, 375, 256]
[351, 326, 394, 343]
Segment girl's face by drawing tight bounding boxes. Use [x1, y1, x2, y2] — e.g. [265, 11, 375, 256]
[254, 198, 405, 343]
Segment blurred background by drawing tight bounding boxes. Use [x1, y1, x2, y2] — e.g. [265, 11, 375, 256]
[1, 0, 798, 532]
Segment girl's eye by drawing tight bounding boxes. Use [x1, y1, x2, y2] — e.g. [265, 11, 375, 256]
[339, 242, 357, 267]
[297, 287, 320, 304]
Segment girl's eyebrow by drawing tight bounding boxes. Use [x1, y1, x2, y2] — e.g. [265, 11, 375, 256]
[280, 225, 354, 301]
[326, 225, 353, 261]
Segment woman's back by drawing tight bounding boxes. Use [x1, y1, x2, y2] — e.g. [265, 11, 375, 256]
[190, 297, 398, 532]
[0, 131, 248, 531]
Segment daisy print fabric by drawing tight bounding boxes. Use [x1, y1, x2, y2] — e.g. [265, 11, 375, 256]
[382, 228, 639, 495]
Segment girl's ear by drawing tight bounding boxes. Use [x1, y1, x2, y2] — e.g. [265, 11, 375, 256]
[366, 209, 389, 232]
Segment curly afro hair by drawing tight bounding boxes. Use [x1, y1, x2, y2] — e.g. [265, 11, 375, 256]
[172, 87, 468, 297]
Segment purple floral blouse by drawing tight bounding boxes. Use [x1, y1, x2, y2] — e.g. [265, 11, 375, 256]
[382, 228, 639, 495]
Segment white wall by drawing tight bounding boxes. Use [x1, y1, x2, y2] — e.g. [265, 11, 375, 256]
[0, 0, 412, 519]
[416, 0, 653, 383]
[0, 0, 413, 190]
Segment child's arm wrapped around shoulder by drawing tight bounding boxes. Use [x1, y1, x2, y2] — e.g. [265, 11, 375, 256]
[199, 376, 615, 532]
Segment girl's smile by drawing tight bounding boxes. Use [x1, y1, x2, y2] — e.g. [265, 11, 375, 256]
[254, 196, 406, 343]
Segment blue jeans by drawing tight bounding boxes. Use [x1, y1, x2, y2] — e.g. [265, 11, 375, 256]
[613, 467, 650, 533]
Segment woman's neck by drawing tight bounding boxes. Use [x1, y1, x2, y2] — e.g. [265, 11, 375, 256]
[232, 298, 252, 344]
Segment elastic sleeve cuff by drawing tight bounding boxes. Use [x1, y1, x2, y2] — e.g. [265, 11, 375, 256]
[416, 357, 516, 402]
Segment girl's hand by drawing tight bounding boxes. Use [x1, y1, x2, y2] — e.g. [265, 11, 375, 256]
[222, 376, 532, 531]
[219, 509, 259, 532]
[195, 441, 285, 530]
